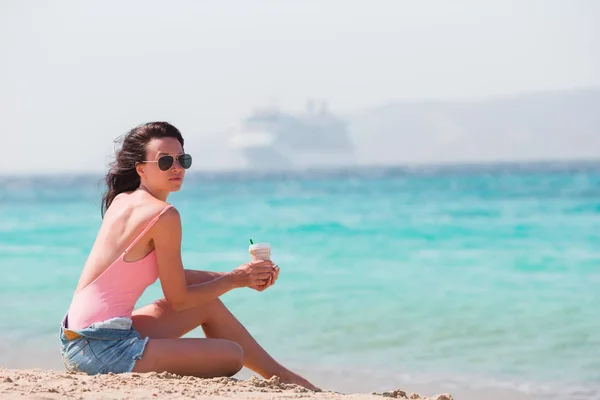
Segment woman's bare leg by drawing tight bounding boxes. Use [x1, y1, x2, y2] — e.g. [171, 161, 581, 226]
[131, 337, 244, 378]
[132, 270, 319, 390]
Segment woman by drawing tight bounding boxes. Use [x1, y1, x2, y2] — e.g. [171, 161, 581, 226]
[59, 121, 318, 390]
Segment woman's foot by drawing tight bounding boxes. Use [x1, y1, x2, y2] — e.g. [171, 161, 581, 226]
[278, 369, 321, 391]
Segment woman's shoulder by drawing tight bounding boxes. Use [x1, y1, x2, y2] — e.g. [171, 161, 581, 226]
[145, 201, 181, 236]
[139, 198, 178, 223]
[110, 191, 178, 222]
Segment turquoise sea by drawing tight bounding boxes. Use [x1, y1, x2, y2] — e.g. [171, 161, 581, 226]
[1, 162, 599, 399]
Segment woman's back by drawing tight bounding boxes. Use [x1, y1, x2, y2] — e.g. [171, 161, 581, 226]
[67, 191, 172, 329]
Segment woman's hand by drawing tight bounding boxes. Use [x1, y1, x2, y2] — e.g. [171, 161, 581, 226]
[252, 265, 280, 292]
[228, 260, 275, 289]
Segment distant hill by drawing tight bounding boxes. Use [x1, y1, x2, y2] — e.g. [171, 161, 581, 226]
[346, 88, 600, 166]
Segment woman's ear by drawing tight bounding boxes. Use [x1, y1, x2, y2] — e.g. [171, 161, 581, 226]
[135, 162, 145, 178]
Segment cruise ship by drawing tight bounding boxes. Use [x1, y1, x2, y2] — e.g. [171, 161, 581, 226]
[229, 101, 355, 170]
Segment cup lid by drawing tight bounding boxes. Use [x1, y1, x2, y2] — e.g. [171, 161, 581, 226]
[249, 243, 271, 251]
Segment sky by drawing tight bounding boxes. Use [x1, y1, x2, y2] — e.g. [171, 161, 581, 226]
[1, 0, 599, 174]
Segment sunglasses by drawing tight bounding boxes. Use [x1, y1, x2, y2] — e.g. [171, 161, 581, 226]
[142, 153, 193, 171]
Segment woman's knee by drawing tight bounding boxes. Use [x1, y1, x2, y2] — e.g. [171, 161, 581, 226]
[201, 298, 228, 322]
[222, 340, 244, 376]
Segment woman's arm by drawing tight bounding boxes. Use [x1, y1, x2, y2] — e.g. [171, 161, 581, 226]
[153, 208, 274, 311]
[184, 269, 227, 284]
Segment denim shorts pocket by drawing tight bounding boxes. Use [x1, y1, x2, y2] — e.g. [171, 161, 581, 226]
[61, 338, 89, 373]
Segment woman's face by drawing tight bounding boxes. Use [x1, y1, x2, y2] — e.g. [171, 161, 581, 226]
[138, 137, 189, 193]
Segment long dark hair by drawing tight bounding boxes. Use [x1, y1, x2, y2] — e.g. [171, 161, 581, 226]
[101, 122, 184, 217]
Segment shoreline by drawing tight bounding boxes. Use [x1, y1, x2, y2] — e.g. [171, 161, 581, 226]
[0, 368, 453, 400]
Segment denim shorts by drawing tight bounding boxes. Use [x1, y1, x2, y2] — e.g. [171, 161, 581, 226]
[59, 314, 149, 375]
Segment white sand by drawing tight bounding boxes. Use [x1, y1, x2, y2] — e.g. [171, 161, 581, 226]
[0, 368, 453, 400]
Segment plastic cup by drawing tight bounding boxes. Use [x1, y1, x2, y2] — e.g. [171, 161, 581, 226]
[249, 243, 271, 261]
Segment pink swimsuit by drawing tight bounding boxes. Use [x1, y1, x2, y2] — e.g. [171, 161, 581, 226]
[67, 205, 173, 330]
